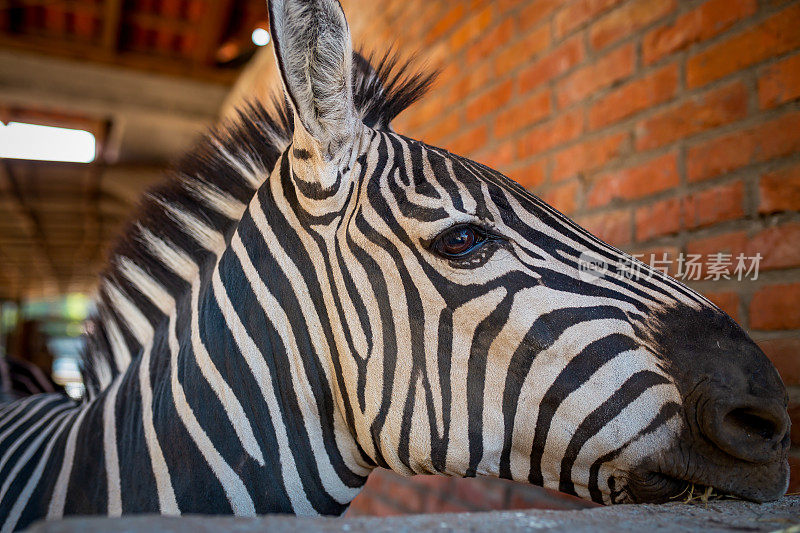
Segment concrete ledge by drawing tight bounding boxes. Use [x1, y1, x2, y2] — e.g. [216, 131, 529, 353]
[27, 496, 799, 532]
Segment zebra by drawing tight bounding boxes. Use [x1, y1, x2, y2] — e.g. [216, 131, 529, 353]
[0, 0, 790, 530]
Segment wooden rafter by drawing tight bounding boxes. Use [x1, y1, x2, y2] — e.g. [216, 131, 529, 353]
[193, 0, 236, 66]
[0, 161, 58, 289]
[0, 33, 239, 84]
[101, 0, 123, 53]
[72, 119, 110, 282]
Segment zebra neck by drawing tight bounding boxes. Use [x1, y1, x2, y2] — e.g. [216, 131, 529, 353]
[9, 207, 372, 523]
[104, 183, 370, 515]
[99, 237, 367, 517]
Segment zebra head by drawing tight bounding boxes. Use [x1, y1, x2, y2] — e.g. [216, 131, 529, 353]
[266, 0, 789, 505]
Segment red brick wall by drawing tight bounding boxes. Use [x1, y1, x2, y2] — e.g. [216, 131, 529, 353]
[233, 0, 800, 516]
[348, 469, 597, 516]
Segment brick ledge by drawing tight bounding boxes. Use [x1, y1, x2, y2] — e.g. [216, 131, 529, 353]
[26, 496, 800, 533]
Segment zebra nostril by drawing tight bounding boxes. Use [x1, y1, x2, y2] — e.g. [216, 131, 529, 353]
[701, 400, 789, 463]
[724, 407, 779, 440]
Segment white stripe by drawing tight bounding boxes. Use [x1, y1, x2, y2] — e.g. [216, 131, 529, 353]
[231, 231, 361, 503]
[143, 231, 264, 466]
[0, 396, 54, 445]
[570, 383, 677, 500]
[1, 412, 73, 533]
[508, 317, 636, 483]
[140, 227, 197, 281]
[46, 406, 91, 519]
[212, 267, 316, 516]
[104, 281, 152, 346]
[271, 147, 385, 465]
[541, 350, 660, 485]
[212, 140, 265, 189]
[0, 404, 69, 494]
[161, 203, 226, 253]
[183, 178, 248, 220]
[103, 378, 123, 517]
[249, 199, 371, 478]
[103, 312, 132, 372]
[138, 340, 180, 515]
[166, 300, 257, 515]
[0, 406, 71, 505]
[118, 258, 174, 316]
[445, 288, 506, 476]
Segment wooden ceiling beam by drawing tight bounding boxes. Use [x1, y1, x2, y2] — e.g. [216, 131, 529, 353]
[129, 12, 196, 34]
[193, 0, 236, 66]
[101, 0, 124, 53]
[0, 34, 239, 84]
[0, 162, 58, 288]
[0, 246, 21, 298]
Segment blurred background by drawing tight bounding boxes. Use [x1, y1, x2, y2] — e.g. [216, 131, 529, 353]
[0, 0, 798, 516]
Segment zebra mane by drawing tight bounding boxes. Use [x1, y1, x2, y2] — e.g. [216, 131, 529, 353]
[79, 50, 436, 400]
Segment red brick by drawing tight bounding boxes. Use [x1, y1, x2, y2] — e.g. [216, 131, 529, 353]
[588, 152, 679, 208]
[402, 92, 446, 132]
[361, 496, 406, 516]
[635, 197, 681, 241]
[746, 223, 800, 271]
[589, 0, 677, 50]
[425, 3, 466, 44]
[450, 477, 506, 509]
[759, 53, 800, 109]
[635, 82, 747, 151]
[425, 494, 472, 514]
[541, 180, 579, 214]
[682, 181, 745, 230]
[686, 231, 748, 257]
[683, 231, 749, 281]
[466, 80, 515, 123]
[577, 209, 633, 246]
[642, 0, 757, 65]
[512, 159, 547, 189]
[635, 246, 682, 276]
[519, 36, 585, 92]
[494, 24, 551, 76]
[467, 18, 515, 65]
[703, 291, 741, 322]
[445, 62, 495, 108]
[419, 109, 461, 147]
[687, 3, 800, 88]
[478, 141, 516, 171]
[506, 485, 599, 510]
[556, 43, 635, 107]
[759, 338, 800, 386]
[516, 109, 583, 156]
[449, 5, 493, 49]
[554, 0, 623, 38]
[589, 64, 679, 129]
[687, 112, 800, 182]
[494, 89, 552, 138]
[377, 478, 426, 513]
[403, 474, 451, 490]
[789, 456, 800, 494]
[518, 0, 561, 31]
[790, 403, 800, 447]
[760, 162, 800, 214]
[749, 283, 800, 330]
[552, 131, 628, 182]
[346, 495, 371, 516]
[448, 124, 488, 156]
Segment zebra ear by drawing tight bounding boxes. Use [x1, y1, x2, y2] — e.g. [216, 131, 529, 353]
[268, 0, 357, 168]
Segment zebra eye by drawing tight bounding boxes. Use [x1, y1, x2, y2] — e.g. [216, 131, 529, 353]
[432, 224, 487, 258]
